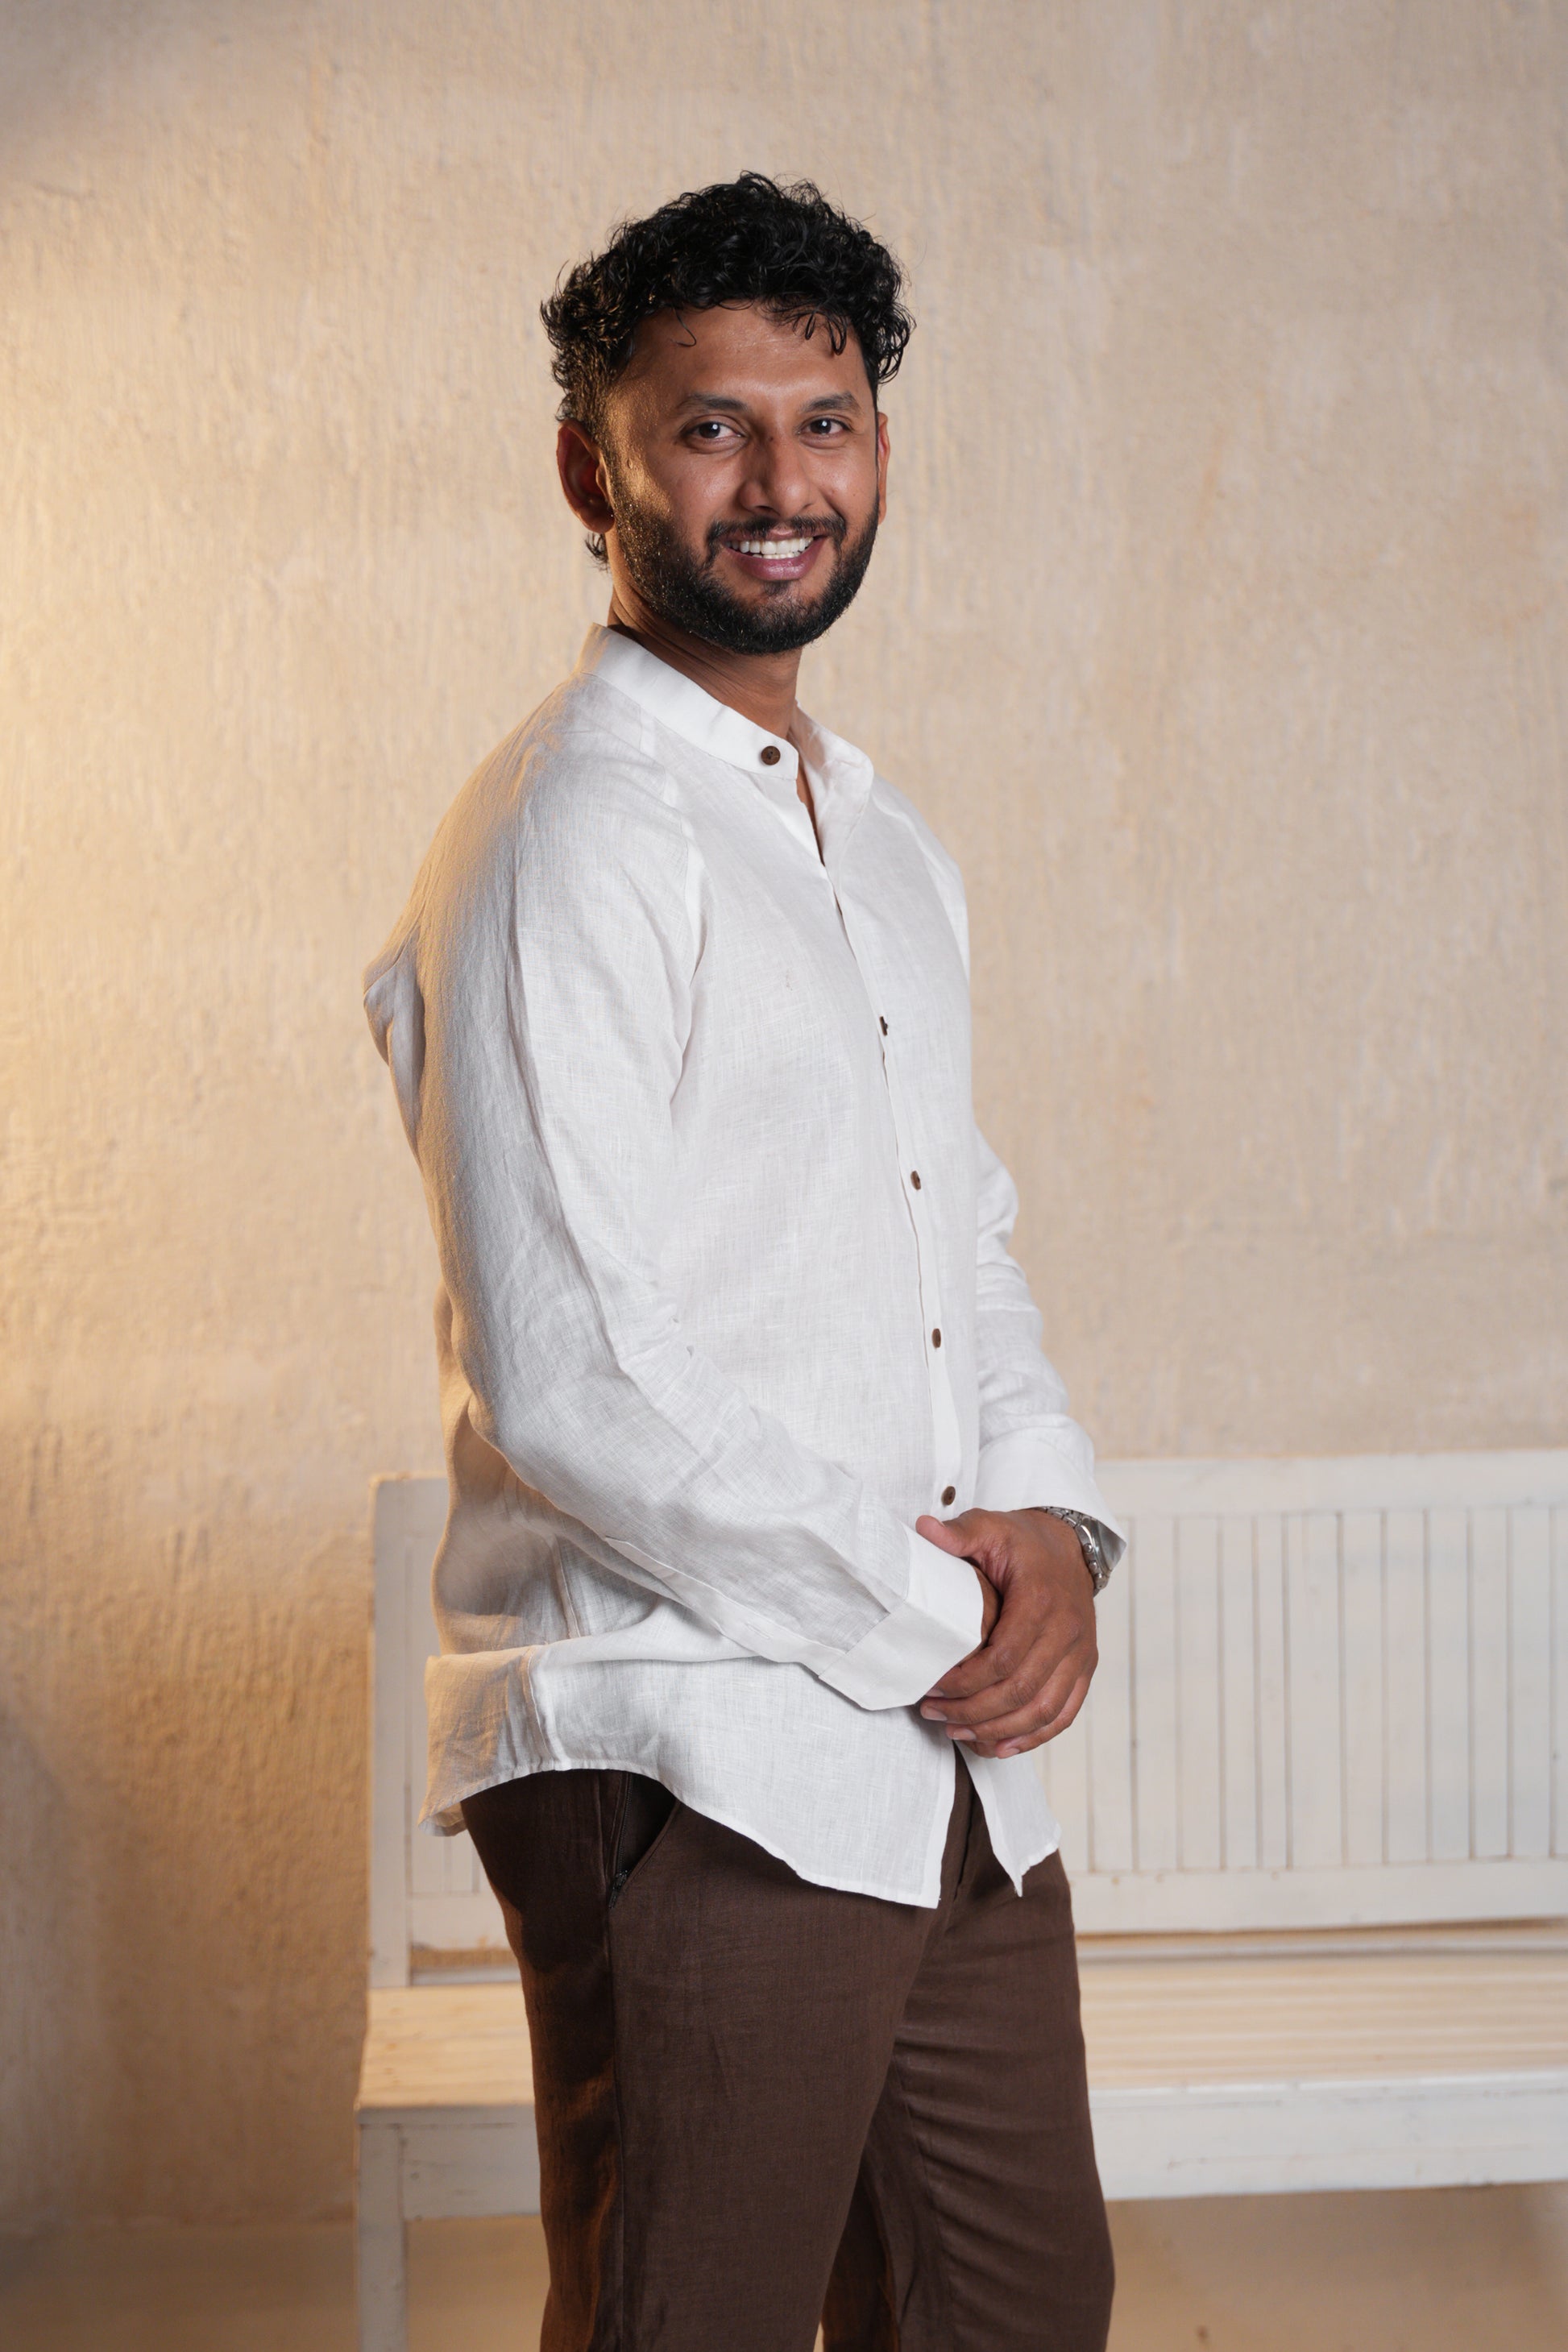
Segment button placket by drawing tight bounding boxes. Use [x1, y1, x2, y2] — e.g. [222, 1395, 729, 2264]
[742, 815, 964, 1514]
[836, 896, 964, 1506]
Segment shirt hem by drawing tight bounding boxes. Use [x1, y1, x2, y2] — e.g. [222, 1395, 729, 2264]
[426, 1753, 952, 1909]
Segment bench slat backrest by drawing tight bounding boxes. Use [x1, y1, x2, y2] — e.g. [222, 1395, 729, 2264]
[371, 1455, 1568, 1979]
[1057, 1454, 1568, 1931]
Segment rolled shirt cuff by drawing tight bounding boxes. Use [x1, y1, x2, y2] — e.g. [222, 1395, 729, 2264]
[973, 1429, 1127, 1569]
[817, 1528, 985, 1711]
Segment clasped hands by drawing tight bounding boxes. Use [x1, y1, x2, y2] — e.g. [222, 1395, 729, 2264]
[915, 1507, 1098, 1760]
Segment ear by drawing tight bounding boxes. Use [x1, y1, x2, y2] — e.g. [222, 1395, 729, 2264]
[875, 409, 890, 525]
[556, 421, 616, 535]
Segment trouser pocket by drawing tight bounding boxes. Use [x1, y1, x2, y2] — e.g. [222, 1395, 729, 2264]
[608, 1772, 678, 1906]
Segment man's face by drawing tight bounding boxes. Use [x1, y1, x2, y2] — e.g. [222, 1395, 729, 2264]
[580, 303, 889, 656]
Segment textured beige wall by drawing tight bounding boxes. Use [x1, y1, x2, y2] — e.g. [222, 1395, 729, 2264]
[2, 0, 1564, 2226]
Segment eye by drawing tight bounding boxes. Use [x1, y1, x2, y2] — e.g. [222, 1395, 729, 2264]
[687, 419, 740, 444]
[805, 417, 848, 437]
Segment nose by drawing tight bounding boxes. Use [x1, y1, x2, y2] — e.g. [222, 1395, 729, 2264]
[738, 426, 811, 520]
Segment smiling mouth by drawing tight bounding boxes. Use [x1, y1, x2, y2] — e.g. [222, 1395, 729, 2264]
[711, 518, 842, 566]
[727, 533, 818, 558]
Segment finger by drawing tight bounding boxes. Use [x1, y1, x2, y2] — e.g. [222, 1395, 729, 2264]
[923, 1619, 1046, 1705]
[973, 1665, 1100, 1759]
[963, 1664, 1091, 1750]
[923, 1574, 1056, 1702]
[973, 1682, 1093, 1759]
[930, 1653, 1056, 1731]
[929, 1632, 1093, 1732]
[964, 1672, 1094, 1759]
[925, 1585, 1087, 1710]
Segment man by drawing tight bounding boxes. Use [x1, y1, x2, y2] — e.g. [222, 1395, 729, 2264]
[366, 173, 1122, 2352]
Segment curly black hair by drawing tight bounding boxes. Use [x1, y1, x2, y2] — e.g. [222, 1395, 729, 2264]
[541, 172, 914, 440]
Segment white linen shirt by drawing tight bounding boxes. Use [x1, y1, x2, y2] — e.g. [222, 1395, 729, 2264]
[364, 624, 1124, 1906]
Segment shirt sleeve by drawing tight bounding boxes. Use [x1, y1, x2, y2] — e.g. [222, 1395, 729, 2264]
[969, 1126, 1126, 1569]
[366, 752, 983, 1710]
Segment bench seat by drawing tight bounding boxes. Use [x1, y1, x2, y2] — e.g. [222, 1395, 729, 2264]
[360, 1984, 534, 2114]
[356, 1929, 1568, 2217]
[358, 1985, 539, 2235]
[1080, 1927, 1568, 2195]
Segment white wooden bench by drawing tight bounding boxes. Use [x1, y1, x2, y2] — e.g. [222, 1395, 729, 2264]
[356, 1454, 1568, 2350]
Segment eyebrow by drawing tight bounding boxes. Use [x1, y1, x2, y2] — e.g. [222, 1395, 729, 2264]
[673, 389, 864, 417]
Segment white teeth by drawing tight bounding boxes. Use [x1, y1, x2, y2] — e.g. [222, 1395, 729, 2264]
[733, 537, 811, 558]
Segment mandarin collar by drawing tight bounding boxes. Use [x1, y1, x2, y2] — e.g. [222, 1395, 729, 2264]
[575, 624, 870, 819]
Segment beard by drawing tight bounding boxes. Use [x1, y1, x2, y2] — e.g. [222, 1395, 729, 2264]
[608, 483, 880, 656]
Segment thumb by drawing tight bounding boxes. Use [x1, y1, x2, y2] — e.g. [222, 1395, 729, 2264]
[915, 1509, 985, 1558]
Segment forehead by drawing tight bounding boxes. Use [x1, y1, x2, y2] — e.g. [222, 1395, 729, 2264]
[613, 302, 874, 414]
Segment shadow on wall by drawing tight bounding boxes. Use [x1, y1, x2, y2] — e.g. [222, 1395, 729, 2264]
[0, 1479, 374, 2229]
[0, 1704, 75, 2228]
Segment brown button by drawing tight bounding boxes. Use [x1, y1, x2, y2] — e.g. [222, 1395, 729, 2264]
[759, 745, 782, 766]
[941, 1485, 956, 1506]
[910, 1170, 922, 1189]
[879, 1015, 889, 1035]
[931, 1328, 942, 1348]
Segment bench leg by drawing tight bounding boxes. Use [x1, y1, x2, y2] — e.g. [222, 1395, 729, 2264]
[356, 2118, 409, 2352]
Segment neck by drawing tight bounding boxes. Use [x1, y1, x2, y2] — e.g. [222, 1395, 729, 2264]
[606, 588, 801, 740]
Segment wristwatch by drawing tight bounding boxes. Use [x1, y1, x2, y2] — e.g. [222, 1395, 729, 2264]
[1038, 1507, 1113, 1598]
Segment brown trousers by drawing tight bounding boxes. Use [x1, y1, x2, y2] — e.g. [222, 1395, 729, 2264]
[462, 1766, 1113, 2352]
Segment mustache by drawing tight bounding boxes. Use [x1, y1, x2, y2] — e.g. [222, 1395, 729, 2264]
[704, 514, 848, 562]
